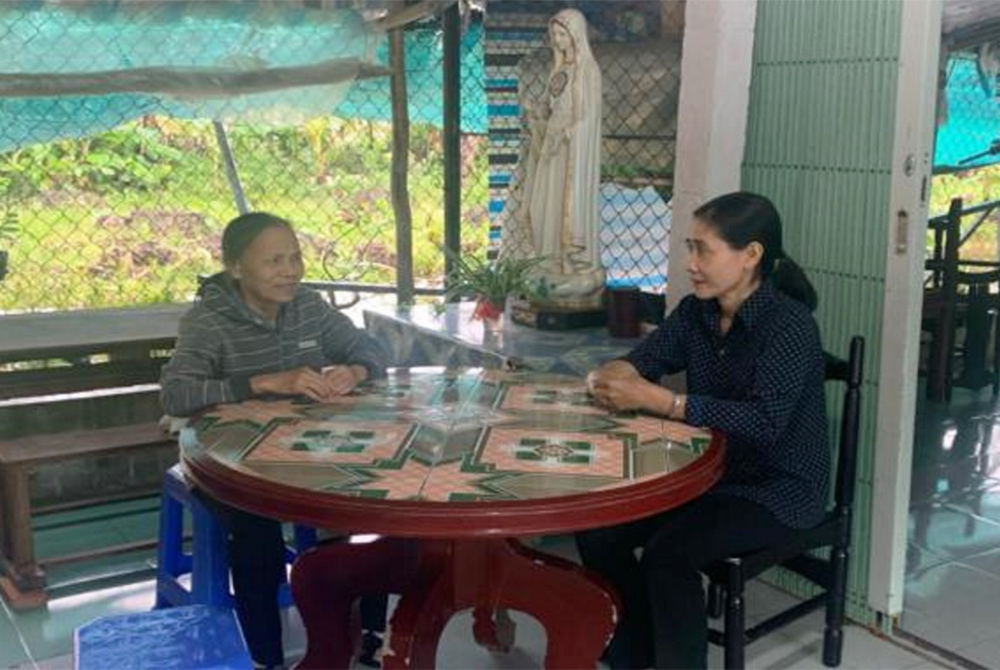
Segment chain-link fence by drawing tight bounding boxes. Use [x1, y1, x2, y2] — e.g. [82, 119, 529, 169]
[930, 47, 1000, 267]
[486, 0, 683, 294]
[0, 1, 488, 313]
[935, 49, 1000, 173]
[0, 0, 683, 313]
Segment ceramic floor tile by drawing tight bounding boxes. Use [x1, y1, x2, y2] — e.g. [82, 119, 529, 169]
[905, 541, 954, 579]
[906, 393, 1000, 664]
[958, 487, 1000, 525]
[959, 546, 1000, 580]
[837, 626, 933, 670]
[108, 510, 160, 544]
[30, 497, 157, 529]
[42, 550, 157, 593]
[907, 505, 1000, 562]
[281, 605, 308, 663]
[901, 562, 1000, 650]
[738, 579, 804, 628]
[9, 580, 156, 661]
[0, 608, 31, 670]
[5, 576, 951, 670]
[730, 608, 930, 670]
[32, 521, 129, 562]
[955, 636, 1000, 668]
[435, 609, 546, 669]
[26, 653, 72, 669]
[899, 658, 956, 669]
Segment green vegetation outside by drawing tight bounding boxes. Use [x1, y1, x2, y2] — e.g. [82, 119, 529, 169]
[0, 116, 490, 312]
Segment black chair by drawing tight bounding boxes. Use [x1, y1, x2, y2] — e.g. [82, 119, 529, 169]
[704, 335, 865, 669]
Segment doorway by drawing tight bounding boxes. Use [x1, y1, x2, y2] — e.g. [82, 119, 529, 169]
[898, 9, 1000, 664]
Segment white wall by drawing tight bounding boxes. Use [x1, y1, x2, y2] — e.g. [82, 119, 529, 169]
[668, 0, 758, 305]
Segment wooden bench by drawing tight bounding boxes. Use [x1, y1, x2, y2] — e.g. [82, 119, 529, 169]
[0, 417, 176, 609]
[0, 307, 183, 609]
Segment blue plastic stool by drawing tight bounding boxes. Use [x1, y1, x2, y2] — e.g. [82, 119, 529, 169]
[155, 464, 317, 610]
[75, 604, 253, 670]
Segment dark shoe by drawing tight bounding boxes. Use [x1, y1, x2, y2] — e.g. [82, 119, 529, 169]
[357, 631, 383, 668]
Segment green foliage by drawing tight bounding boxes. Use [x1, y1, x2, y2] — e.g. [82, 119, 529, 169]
[443, 247, 544, 304]
[929, 166, 1000, 263]
[0, 212, 19, 245]
[0, 177, 19, 245]
[0, 128, 183, 195]
[0, 116, 490, 311]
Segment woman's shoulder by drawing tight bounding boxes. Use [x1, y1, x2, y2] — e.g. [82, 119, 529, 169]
[179, 298, 218, 325]
[774, 290, 818, 323]
[672, 293, 704, 318]
[290, 286, 348, 323]
[292, 285, 330, 309]
[176, 301, 232, 342]
[770, 291, 822, 345]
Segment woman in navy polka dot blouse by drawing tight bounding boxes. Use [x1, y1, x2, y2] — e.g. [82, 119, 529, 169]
[578, 191, 829, 669]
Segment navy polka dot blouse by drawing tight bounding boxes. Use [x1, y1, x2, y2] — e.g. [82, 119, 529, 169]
[625, 280, 829, 529]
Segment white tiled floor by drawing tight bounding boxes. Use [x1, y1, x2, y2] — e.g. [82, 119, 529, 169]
[0, 497, 963, 670]
[3, 571, 955, 670]
[902, 391, 1000, 667]
[430, 585, 945, 670]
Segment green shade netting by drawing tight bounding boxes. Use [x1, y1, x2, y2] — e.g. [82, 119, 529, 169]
[935, 56, 1000, 172]
[0, 1, 485, 152]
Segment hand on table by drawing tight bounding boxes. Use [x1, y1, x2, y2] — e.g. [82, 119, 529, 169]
[321, 365, 367, 397]
[586, 361, 671, 415]
[250, 365, 366, 403]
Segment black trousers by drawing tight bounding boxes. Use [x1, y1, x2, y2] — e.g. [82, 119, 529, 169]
[198, 493, 388, 667]
[575, 493, 793, 670]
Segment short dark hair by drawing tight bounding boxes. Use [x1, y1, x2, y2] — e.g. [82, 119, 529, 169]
[694, 192, 818, 311]
[221, 212, 293, 266]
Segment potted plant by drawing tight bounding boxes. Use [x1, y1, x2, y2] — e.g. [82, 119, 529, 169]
[443, 248, 544, 326]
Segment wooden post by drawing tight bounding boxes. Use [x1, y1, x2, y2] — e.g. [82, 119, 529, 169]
[390, 28, 415, 306]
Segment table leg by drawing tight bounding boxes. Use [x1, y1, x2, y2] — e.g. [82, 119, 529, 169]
[292, 537, 618, 670]
[292, 537, 419, 670]
[384, 538, 619, 670]
[381, 542, 459, 670]
[472, 607, 515, 652]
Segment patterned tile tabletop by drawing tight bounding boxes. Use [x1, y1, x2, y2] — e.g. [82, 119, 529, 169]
[185, 368, 712, 503]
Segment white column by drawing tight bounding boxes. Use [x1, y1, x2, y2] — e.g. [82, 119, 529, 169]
[669, 0, 758, 306]
[869, 0, 942, 617]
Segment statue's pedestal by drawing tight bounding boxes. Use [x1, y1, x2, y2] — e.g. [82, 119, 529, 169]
[509, 299, 606, 331]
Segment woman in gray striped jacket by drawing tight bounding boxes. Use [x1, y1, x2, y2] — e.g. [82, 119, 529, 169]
[160, 212, 388, 668]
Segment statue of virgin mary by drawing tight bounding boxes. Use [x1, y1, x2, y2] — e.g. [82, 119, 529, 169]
[499, 8, 605, 309]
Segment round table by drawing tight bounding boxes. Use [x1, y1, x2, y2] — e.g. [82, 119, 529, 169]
[182, 368, 725, 669]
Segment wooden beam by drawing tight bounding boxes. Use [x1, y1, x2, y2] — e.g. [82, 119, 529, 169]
[0, 58, 390, 99]
[372, 0, 455, 32]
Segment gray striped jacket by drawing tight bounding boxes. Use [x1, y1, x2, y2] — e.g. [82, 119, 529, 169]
[160, 273, 386, 417]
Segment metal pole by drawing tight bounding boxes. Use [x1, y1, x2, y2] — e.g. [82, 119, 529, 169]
[442, 3, 461, 300]
[212, 120, 249, 215]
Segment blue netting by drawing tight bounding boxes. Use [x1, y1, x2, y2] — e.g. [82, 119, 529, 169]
[0, 1, 486, 153]
[934, 56, 1000, 172]
[335, 19, 487, 133]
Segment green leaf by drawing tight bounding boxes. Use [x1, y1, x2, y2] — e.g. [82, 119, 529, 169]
[442, 246, 546, 303]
